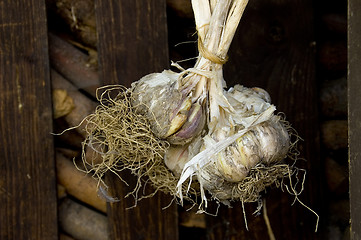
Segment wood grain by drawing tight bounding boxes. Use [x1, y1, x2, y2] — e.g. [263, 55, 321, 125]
[348, 0, 361, 238]
[0, 0, 58, 239]
[207, 0, 324, 239]
[94, 0, 179, 239]
[95, 0, 170, 88]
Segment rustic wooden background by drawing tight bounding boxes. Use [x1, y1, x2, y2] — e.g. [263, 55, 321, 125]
[0, 0, 352, 239]
[0, 0, 58, 239]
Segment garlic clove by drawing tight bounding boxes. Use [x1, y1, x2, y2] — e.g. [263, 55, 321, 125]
[167, 103, 205, 145]
[257, 117, 290, 164]
[164, 113, 188, 138]
[164, 145, 190, 177]
[215, 145, 249, 182]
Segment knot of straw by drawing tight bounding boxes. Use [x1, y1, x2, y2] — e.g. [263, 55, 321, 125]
[197, 37, 228, 65]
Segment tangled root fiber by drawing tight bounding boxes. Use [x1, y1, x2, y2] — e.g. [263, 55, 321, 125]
[81, 86, 197, 201]
[80, 86, 304, 209]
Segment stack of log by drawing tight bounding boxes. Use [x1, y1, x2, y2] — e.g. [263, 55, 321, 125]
[47, 0, 348, 239]
[317, 3, 349, 240]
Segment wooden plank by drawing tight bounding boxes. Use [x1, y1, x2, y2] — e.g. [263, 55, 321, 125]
[0, 0, 58, 239]
[94, 1, 179, 239]
[348, 0, 361, 238]
[95, 0, 171, 87]
[207, 0, 323, 239]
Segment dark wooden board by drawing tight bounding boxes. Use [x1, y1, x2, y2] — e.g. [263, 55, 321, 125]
[0, 0, 58, 239]
[94, 0, 179, 239]
[207, 0, 324, 239]
[348, 0, 361, 238]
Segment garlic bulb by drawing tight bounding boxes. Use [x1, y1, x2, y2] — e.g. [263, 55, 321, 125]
[131, 70, 206, 145]
[81, 0, 297, 211]
[176, 85, 291, 202]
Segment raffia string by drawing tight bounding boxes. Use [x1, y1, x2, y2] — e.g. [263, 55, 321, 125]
[197, 36, 228, 65]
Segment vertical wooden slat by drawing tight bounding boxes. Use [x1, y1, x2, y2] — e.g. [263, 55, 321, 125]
[0, 0, 58, 239]
[207, 0, 323, 239]
[94, 1, 179, 239]
[348, 0, 361, 239]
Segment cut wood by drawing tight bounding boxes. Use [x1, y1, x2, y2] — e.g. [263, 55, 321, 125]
[84, 144, 103, 166]
[46, 0, 97, 48]
[58, 184, 68, 199]
[53, 117, 85, 149]
[59, 198, 109, 240]
[318, 41, 347, 73]
[53, 89, 75, 119]
[322, 14, 347, 35]
[48, 33, 100, 97]
[56, 152, 107, 213]
[320, 77, 347, 118]
[325, 157, 348, 195]
[51, 69, 97, 136]
[321, 120, 348, 150]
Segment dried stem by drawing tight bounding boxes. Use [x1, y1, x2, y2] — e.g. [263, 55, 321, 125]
[188, 0, 249, 107]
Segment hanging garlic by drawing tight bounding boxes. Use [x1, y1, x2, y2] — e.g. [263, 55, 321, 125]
[130, 0, 292, 205]
[82, 0, 297, 211]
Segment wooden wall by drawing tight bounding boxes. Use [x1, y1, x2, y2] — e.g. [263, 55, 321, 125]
[0, 0, 58, 239]
[0, 0, 354, 239]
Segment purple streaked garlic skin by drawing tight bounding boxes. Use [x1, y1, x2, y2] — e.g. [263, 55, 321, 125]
[167, 103, 205, 145]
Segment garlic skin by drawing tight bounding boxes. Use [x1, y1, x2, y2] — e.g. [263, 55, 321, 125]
[131, 70, 206, 145]
[164, 146, 189, 177]
[164, 136, 203, 177]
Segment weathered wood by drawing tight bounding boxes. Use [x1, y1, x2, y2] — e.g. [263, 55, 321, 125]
[207, 0, 323, 239]
[0, 0, 58, 239]
[348, 0, 361, 238]
[94, 1, 179, 240]
[95, 0, 170, 87]
[59, 198, 109, 240]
